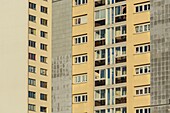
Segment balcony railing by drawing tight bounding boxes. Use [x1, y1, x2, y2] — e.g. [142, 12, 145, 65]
[115, 15, 126, 23]
[115, 0, 126, 3]
[95, 39, 105, 47]
[115, 56, 126, 64]
[95, 100, 105, 106]
[115, 35, 126, 43]
[95, 0, 105, 7]
[95, 80, 105, 86]
[115, 97, 126, 104]
[115, 76, 126, 84]
[95, 19, 105, 27]
[95, 60, 105, 67]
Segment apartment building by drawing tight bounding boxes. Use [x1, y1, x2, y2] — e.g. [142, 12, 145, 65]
[52, 0, 151, 113]
[151, 0, 170, 113]
[127, 0, 150, 113]
[0, 0, 51, 113]
[72, 0, 150, 113]
[52, 0, 72, 113]
[53, 0, 151, 113]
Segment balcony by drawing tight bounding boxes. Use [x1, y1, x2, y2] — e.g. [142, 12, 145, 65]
[95, 100, 105, 106]
[95, 60, 105, 67]
[115, 56, 126, 64]
[95, 0, 105, 7]
[115, 15, 126, 23]
[95, 80, 105, 86]
[115, 0, 126, 3]
[95, 19, 105, 27]
[115, 97, 126, 104]
[115, 76, 126, 84]
[95, 39, 105, 47]
[115, 36, 126, 43]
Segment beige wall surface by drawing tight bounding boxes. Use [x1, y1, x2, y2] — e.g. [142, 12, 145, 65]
[72, 0, 94, 113]
[0, 0, 28, 113]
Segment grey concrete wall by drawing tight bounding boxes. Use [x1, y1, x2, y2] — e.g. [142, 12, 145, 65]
[151, 0, 170, 112]
[0, 0, 28, 113]
[52, 0, 72, 113]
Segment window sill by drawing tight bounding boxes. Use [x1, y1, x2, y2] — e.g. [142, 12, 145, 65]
[134, 73, 150, 76]
[134, 52, 150, 55]
[73, 23, 87, 26]
[73, 3, 87, 7]
[74, 62, 87, 65]
[133, 10, 150, 15]
[73, 82, 87, 85]
[73, 101, 87, 104]
[133, 31, 150, 35]
[73, 42, 87, 46]
[134, 94, 150, 97]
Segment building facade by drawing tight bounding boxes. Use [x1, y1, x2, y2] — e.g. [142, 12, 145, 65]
[151, 0, 170, 112]
[0, 0, 52, 113]
[52, 0, 72, 113]
[53, 0, 151, 113]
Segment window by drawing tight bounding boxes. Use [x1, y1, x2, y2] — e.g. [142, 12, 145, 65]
[74, 0, 87, 6]
[73, 74, 87, 84]
[40, 56, 47, 63]
[135, 86, 150, 95]
[115, 25, 126, 36]
[40, 31, 48, 38]
[40, 106, 47, 112]
[40, 18, 48, 26]
[74, 54, 88, 64]
[28, 65, 36, 73]
[115, 107, 127, 113]
[135, 44, 150, 54]
[114, 5, 126, 23]
[95, 49, 105, 60]
[40, 93, 47, 101]
[115, 87, 126, 97]
[74, 94, 87, 103]
[95, 89, 105, 99]
[28, 104, 36, 111]
[28, 91, 36, 99]
[95, 29, 106, 40]
[29, 53, 36, 60]
[135, 65, 150, 75]
[28, 78, 36, 86]
[116, 66, 126, 76]
[95, 109, 106, 113]
[29, 15, 36, 22]
[95, 9, 105, 20]
[135, 23, 150, 33]
[136, 107, 150, 113]
[115, 5, 126, 16]
[135, 3, 150, 13]
[40, 6, 48, 13]
[29, 27, 36, 35]
[40, 81, 47, 88]
[95, 89, 106, 106]
[73, 15, 87, 25]
[29, 2, 36, 10]
[40, 43, 47, 51]
[40, 68, 47, 76]
[74, 34, 87, 44]
[29, 40, 36, 48]
[95, 69, 106, 80]
[115, 46, 126, 57]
